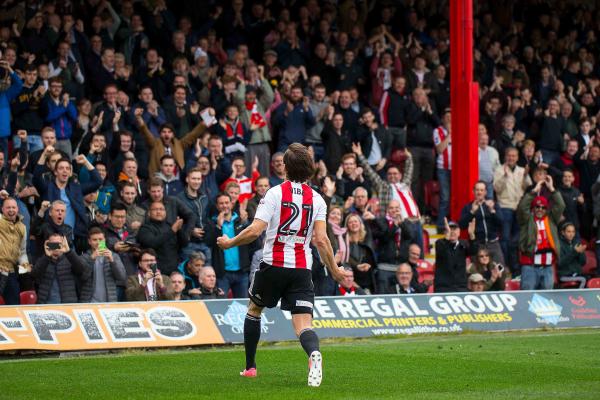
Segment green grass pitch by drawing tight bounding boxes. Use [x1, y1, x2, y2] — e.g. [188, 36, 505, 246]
[1, 329, 599, 400]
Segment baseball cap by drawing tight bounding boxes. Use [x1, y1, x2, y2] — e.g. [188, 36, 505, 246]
[468, 273, 485, 283]
[531, 196, 549, 209]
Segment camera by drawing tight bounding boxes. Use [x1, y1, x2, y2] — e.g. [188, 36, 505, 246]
[47, 242, 61, 250]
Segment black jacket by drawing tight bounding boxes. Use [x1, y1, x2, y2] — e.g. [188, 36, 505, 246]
[321, 121, 352, 174]
[31, 216, 74, 262]
[354, 125, 392, 162]
[104, 223, 139, 276]
[434, 239, 472, 293]
[137, 219, 188, 275]
[370, 218, 413, 265]
[406, 102, 439, 148]
[142, 196, 196, 241]
[31, 251, 91, 304]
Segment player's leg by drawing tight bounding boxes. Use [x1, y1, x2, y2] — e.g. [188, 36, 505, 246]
[242, 299, 264, 376]
[292, 314, 322, 387]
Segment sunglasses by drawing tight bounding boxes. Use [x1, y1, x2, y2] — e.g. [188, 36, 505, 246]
[534, 205, 546, 210]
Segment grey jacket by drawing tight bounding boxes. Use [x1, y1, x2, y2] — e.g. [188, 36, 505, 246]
[80, 251, 127, 302]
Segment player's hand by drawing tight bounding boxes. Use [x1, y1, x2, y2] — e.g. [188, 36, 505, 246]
[217, 235, 232, 250]
[330, 266, 346, 283]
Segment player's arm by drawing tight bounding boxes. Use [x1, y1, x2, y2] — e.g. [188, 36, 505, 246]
[217, 219, 268, 249]
[312, 220, 345, 282]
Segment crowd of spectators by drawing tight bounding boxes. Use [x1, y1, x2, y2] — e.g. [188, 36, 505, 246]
[0, 0, 599, 305]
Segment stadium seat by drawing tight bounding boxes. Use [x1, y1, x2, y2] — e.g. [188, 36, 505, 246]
[582, 250, 597, 276]
[0, 296, 4, 305]
[587, 278, 600, 288]
[417, 260, 435, 284]
[552, 262, 579, 289]
[423, 180, 440, 217]
[19, 290, 37, 305]
[505, 280, 521, 291]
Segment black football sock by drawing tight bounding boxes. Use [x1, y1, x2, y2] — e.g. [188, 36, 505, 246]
[244, 314, 261, 369]
[299, 328, 320, 356]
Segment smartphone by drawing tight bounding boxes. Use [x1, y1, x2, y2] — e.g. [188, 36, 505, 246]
[47, 242, 61, 250]
[150, 263, 158, 274]
[98, 240, 107, 251]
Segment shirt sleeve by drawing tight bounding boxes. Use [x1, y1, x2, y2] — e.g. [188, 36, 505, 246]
[254, 188, 278, 223]
[433, 128, 441, 145]
[314, 194, 327, 222]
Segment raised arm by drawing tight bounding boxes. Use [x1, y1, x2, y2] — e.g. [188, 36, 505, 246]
[217, 218, 267, 248]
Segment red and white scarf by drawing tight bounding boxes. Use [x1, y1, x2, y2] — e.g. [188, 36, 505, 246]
[245, 101, 267, 128]
[225, 118, 245, 139]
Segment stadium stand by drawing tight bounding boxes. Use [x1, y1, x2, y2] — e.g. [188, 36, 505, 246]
[0, 0, 599, 305]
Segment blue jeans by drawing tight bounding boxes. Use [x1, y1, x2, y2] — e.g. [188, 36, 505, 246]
[13, 134, 44, 153]
[218, 270, 249, 298]
[436, 169, 451, 229]
[1, 272, 20, 305]
[406, 219, 424, 257]
[521, 265, 554, 290]
[499, 208, 519, 274]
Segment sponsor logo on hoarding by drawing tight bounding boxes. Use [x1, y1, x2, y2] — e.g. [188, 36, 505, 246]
[528, 294, 567, 325]
[568, 296, 586, 307]
[211, 301, 274, 335]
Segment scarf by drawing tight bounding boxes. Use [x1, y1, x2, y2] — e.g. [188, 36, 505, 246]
[386, 215, 401, 251]
[225, 118, 245, 139]
[339, 285, 355, 296]
[245, 101, 267, 128]
[330, 222, 348, 263]
[137, 270, 156, 301]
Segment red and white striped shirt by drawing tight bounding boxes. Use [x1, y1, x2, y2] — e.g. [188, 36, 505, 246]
[254, 181, 327, 269]
[433, 126, 451, 170]
[390, 182, 421, 219]
[534, 219, 553, 265]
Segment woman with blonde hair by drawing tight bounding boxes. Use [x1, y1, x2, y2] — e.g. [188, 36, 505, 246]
[341, 213, 376, 293]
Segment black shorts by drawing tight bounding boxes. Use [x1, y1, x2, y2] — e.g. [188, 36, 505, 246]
[248, 262, 315, 315]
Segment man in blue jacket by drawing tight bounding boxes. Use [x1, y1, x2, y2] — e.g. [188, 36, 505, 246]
[272, 85, 315, 151]
[33, 150, 102, 253]
[0, 60, 23, 158]
[42, 77, 78, 157]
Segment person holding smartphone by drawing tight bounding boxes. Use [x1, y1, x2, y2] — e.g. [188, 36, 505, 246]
[467, 248, 507, 291]
[125, 248, 173, 301]
[31, 233, 91, 304]
[80, 227, 126, 303]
